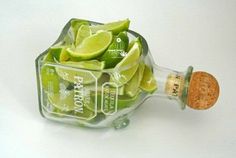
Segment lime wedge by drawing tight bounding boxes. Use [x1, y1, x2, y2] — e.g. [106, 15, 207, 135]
[87, 92, 102, 113]
[90, 19, 130, 34]
[49, 47, 62, 61]
[41, 53, 60, 93]
[118, 86, 125, 95]
[63, 27, 75, 46]
[100, 31, 129, 68]
[88, 92, 138, 112]
[43, 51, 54, 62]
[56, 60, 105, 84]
[59, 49, 71, 62]
[48, 91, 95, 119]
[48, 91, 75, 111]
[73, 107, 95, 120]
[41, 65, 60, 93]
[117, 94, 139, 109]
[87, 74, 125, 95]
[60, 19, 89, 46]
[111, 42, 140, 86]
[70, 19, 89, 39]
[49, 46, 70, 62]
[89, 113, 106, 124]
[140, 65, 157, 93]
[127, 37, 142, 54]
[75, 24, 91, 46]
[67, 31, 112, 60]
[125, 62, 145, 97]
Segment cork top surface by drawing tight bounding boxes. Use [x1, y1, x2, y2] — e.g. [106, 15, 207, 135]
[187, 71, 220, 110]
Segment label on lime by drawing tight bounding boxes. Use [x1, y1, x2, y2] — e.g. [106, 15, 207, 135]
[41, 63, 98, 120]
[101, 82, 118, 115]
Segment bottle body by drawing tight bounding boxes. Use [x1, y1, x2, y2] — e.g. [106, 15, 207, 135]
[35, 19, 194, 129]
[35, 20, 154, 128]
[36, 53, 152, 129]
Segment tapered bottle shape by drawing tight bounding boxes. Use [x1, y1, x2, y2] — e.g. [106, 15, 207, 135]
[150, 65, 219, 110]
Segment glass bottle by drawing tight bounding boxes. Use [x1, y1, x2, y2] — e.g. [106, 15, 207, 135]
[35, 19, 219, 129]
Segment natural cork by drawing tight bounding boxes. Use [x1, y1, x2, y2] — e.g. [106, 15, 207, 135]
[187, 71, 219, 110]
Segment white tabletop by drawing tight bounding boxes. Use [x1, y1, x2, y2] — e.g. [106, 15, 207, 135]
[0, 0, 236, 158]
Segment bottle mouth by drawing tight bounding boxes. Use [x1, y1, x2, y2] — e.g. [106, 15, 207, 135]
[162, 65, 193, 109]
[180, 66, 193, 109]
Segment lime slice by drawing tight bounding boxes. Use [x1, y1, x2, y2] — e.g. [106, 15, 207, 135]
[85, 73, 125, 95]
[56, 60, 105, 84]
[63, 27, 75, 46]
[90, 19, 130, 34]
[73, 107, 96, 120]
[111, 42, 140, 86]
[59, 49, 71, 62]
[88, 91, 138, 112]
[60, 19, 89, 46]
[48, 47, 61, 61]
[49, 46, 70, 62]
[43, 51, 54, 62]
[89, 113, 106, 124]
[97, 74, 125, 95]
[127, 37, 142, 54]
[41, 53, 60, 93]
[41, 65, 60, 93]
[100, 31, 129, 68]
[125, 62, 145, 97]
[67, 31, 112, 60]
[118, 86, 125, 95]
[75, 24, 91, 46]
[48, 91, 95, 119]
[48, 91, 75, 111]
[140, 65, 157, 93]
[117, 94, 139, 109]
[70, 19, 89, 39]
[88, 92, 102, 113]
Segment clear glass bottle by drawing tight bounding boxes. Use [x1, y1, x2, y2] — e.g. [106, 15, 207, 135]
[35, 19, 219, 129]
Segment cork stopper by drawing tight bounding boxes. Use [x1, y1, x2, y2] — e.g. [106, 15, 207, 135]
[187, 71, 219, 110]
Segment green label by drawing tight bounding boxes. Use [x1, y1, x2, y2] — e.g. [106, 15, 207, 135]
[101, 82, 118, 115]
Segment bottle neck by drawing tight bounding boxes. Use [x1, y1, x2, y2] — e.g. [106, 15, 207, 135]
[151, 65, 193, 109]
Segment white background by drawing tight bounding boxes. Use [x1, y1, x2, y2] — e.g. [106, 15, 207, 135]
[0, 0, 236, 158]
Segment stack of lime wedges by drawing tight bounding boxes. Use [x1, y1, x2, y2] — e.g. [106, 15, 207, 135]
[41, 19, 157, 122]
